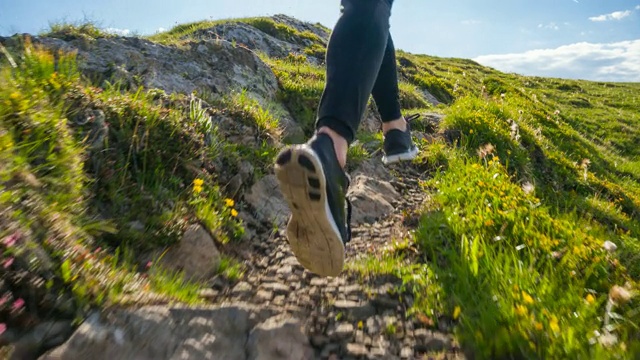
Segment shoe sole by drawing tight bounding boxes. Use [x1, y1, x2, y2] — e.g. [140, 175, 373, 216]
[274, 145, 345, 277]
[382, 146, 419, 165]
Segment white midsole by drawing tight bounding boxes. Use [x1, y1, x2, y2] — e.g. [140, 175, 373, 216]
[382, 146, 419, 165]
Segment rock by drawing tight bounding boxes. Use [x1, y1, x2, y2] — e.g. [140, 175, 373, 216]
[334, 300, 377, 321]
[420, 113, 445, 134]
[260, 282, 290, 296]
[9, 321, 74, 360]
[414, 329, 451, 352]
[157, 224, 221, 281]
[309, 277, 328, 287]
[419, 89, 443, 106]
[193, 22, 298, 59]
[239, 161, 256, 183]
[345, 343, 368, 357]
[347, 175, 400, 224]
[256, 290, 274, 302]
[359, 107, 382, 134]
[246, 316, 314, 360]
[232, 281, 254, 296]
[369, 347, 387, 358]
[244, 175, 289, 227]
[334, 323, 354, 339]
[351, 158, 394, 181]
[41, 306, 253, 360]
[400, 347, 413, 359]
[29, 35, 278, 102]
[310, 335, 329, 348]
[370, 295, 400, 310]
[198, 288, 219, 301]
[320, 343, 340, 358]
[366, 317, 381, 336]
[347, 174, 400, 224]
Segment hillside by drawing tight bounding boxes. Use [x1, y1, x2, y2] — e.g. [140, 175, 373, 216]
[1, 14, 639, 359]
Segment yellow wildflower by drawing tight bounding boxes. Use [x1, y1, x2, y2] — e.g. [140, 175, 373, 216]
[193, 178, 204, 187]
[549, 316, 560, 333]
[453, 306, 461, 320]
[515, 305, 528, 316]
[585, 294, 595, 304]
[225, 198, 235, 207]
[469, 129, 474, 134]
[9, 92, 20, 100]
[192, 185, 203, 194]
[522, 291, 534, 305]
[231, 209, 238, 217]
[534, 322, 543, 331]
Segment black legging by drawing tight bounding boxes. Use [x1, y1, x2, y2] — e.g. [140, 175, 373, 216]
[316, 0, 401, 145]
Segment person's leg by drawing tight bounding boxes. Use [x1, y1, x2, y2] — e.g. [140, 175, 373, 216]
[372, 34, 405, 132]
[315, 0, 395, 168]
[275, 0, 395, 277]
[372, 34, 419, 164]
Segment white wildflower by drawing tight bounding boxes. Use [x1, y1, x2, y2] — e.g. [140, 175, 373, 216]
[603, 240, 617, 253]
[609, 285, 632, 305]
[598, 333, 618, 347]
[522, 182, 535, 195]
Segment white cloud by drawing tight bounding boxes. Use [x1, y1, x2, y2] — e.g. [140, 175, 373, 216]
[473, 39, 640, 82]
[156, 27, 167, 33]
[636, 5, 640, 10]
[589, 10, 632, 22]
[104, 27, 131, 36]
[538, 22, 559, 30]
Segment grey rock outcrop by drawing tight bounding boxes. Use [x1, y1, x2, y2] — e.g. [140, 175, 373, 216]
[244, 175, 289, 228]
[247, 316, 314, 360]
[31, 35, 279, 103]
[40, 306, 313, 360]
[157, 224, 221, 281]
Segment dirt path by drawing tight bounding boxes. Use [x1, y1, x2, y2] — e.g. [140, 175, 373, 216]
[211, 163, 464, 359]
[38, 161, 465, 360]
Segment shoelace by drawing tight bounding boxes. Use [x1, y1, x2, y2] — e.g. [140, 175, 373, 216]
[405, 113, 421, 123]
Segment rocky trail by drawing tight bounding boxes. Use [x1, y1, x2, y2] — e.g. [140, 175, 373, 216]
[40, 161, 464, 360]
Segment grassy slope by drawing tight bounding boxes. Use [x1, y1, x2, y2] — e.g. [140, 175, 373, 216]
[371, 52, 640, 358]
[0, 17, 639, 359]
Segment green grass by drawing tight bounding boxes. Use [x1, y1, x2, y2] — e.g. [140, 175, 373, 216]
[215, 255, 246, 282]
[261, 54, 326, 136]
[147, 16, 324, 49]
[346, 243, 443, 320]
[346, 50, 639, 357]
[416, 153, 637, 358]
[0, 38, 246, 332]
[404, 72, 640, 357]
[44, 21, 113, 40]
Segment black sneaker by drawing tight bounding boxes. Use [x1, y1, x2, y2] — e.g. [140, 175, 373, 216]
[274, 133, 352, 277]
[382, 114, 420, 165]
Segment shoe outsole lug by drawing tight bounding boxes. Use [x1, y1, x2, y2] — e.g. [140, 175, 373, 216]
[274, 145, 345, 277]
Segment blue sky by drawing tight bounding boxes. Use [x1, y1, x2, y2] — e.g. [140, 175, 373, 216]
[1, 0, 639, 81]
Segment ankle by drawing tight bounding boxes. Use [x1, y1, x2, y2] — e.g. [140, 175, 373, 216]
[382, 117, 407, 134]
[316, 127, 348, 169]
